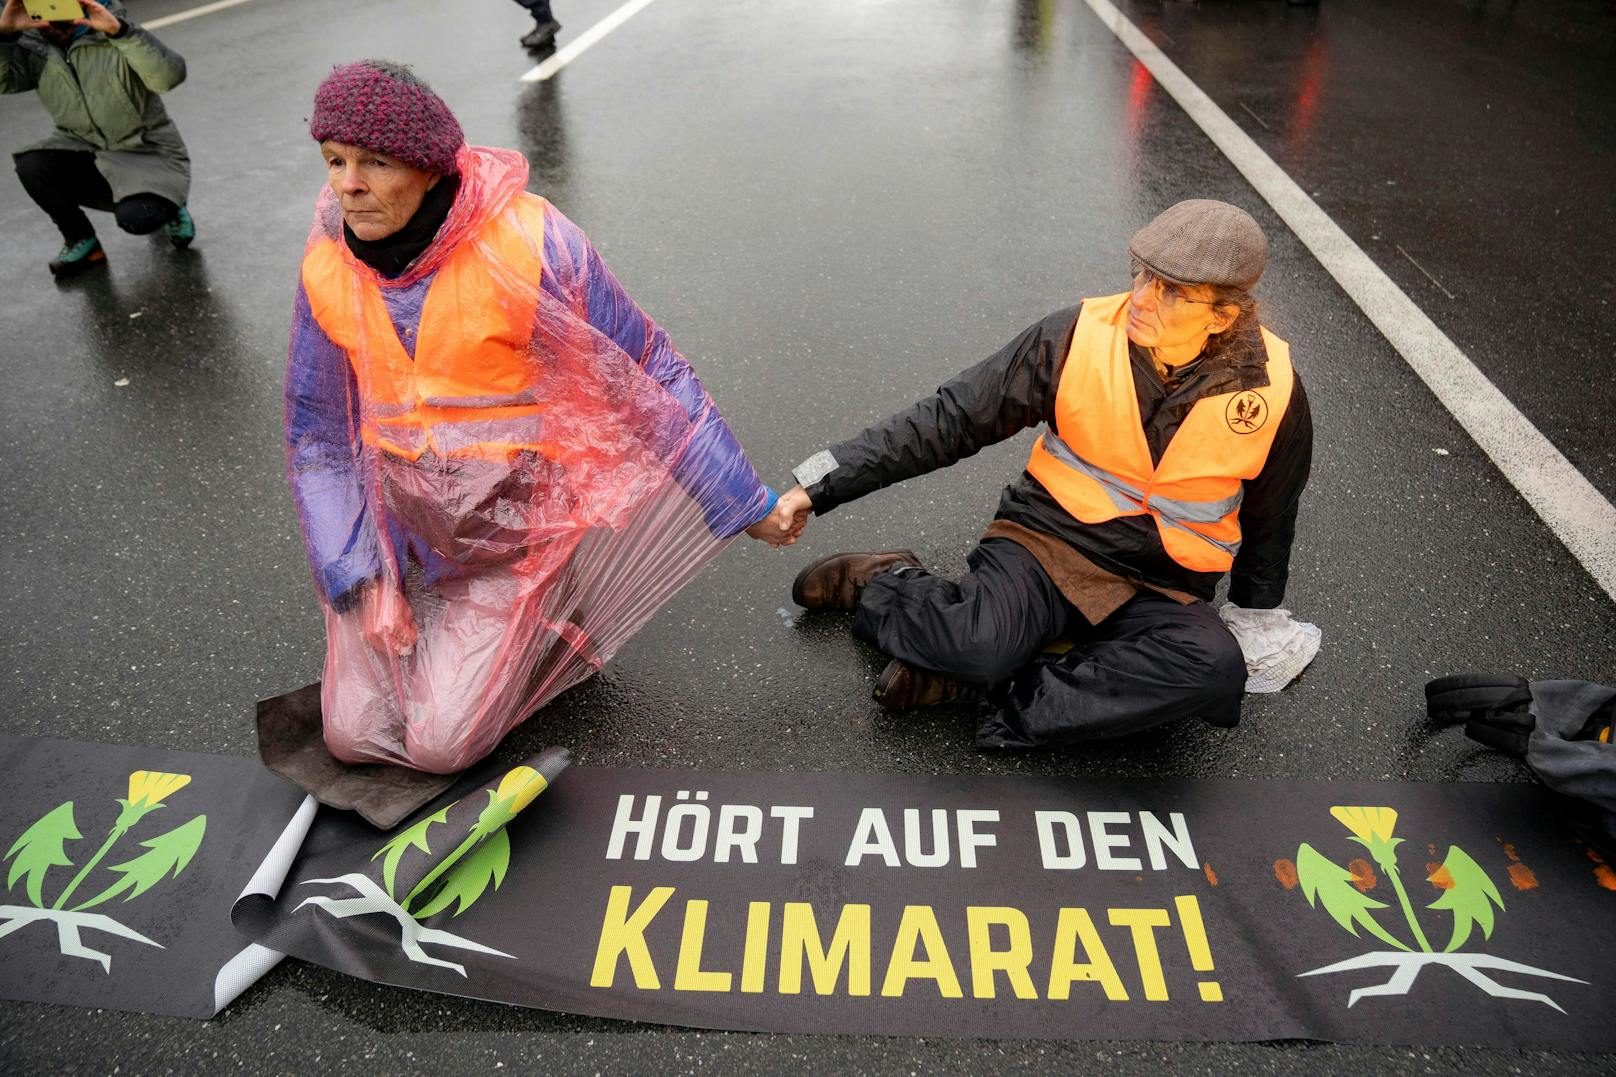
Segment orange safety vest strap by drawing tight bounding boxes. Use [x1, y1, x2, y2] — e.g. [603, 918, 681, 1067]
[1156, 514, 1241, 559]
[1036, 425, 1246, 554]
[1036, 425, 1149, 513]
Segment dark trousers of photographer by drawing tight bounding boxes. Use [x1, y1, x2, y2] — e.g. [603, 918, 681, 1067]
[14, 148, 178, 243]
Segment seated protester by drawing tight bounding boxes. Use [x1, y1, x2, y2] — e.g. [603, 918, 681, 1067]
[287, 60, 797, 774]
[779, 200, 1314, 748]
[0, 0, 195, 277]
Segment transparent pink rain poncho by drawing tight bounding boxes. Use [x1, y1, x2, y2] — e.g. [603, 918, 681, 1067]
[284, 146, 772, 773]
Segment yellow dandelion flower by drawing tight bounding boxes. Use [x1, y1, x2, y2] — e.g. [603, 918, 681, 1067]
[1330, 806, 1398, 844]
[492, 766, 547, 815]
[127, 771, 192, 811]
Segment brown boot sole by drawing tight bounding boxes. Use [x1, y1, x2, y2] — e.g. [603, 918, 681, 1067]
[790, 549, 921, 610]
[872, 659, 915, 709]
[874, 658, 979, 711]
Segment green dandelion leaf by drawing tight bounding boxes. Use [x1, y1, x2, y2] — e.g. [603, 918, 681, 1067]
[4, 801, 80, 908]
[1428, 845, 1505, 952]
[373, 805, 452, 900]
[1295, 842, 1412, 952]
[72, 814, 208, 910]
[408, 828, 511, 920]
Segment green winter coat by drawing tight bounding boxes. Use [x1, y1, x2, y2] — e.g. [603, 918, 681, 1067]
[0, 1, 189, 206]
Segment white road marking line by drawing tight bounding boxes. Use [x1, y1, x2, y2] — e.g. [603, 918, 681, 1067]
[1084, 0, 1616, 603]
[1395, 243, 1457, 301]
[520, 0, 663, 83]
[144, 0, 256, 30]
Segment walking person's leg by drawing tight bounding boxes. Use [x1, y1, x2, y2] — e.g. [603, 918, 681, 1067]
[513, 0, 561, 49]
[976, 592, 1246, 748]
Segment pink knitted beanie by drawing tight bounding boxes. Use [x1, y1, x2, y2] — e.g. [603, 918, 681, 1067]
[309, 60, 464, 175]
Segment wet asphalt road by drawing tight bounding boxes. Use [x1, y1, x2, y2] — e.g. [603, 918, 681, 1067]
[2, 0, 1614, 1073]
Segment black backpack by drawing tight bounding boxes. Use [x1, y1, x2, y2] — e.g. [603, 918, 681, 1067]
[1426, 675, 1616, 859]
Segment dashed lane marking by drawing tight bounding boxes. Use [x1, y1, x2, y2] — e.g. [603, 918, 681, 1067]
[145, 0, 256, 30]
[1084, 0, 1616, 603]
[520, 0, 664, 83]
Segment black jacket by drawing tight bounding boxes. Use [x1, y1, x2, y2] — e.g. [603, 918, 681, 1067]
[796, 304, 1313, 607]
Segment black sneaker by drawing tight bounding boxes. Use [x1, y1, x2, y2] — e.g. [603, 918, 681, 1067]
[520, 18, 561, 49]
[49, 236, 107, 278]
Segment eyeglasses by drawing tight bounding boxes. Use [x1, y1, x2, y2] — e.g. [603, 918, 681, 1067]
[1129, 265, 1219, 309]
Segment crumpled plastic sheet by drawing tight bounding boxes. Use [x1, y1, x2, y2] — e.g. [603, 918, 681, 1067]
[1218, 603, 1321, 694]
[287, 146, 765, 774]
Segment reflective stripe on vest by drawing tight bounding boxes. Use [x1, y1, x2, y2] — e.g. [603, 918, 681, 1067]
[300, 194, 554, 462]
[1035, 424, 1245, 557]
[1025, 291, 1293, 573]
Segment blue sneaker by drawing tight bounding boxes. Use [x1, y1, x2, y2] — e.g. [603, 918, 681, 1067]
[48, 236, 107, 278]
[164, 206, 195, 249]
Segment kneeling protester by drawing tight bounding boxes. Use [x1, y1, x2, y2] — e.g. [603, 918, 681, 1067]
[284, 61, 789, 776]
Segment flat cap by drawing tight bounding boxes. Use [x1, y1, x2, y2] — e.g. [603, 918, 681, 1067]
[1129, 199, 1267, 290]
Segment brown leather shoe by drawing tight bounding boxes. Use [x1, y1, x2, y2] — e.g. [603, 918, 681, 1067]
[873, 659, 979, 710]
[791, 550, 923, 611]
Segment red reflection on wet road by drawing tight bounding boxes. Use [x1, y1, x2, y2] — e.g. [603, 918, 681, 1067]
[1126, 57, 1154, 143]
[1287, 38, 1327, 150]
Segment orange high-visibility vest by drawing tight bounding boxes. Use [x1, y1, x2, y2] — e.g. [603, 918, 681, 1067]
[1025, 292, 1294, 573]
[300, 195, 557, 462]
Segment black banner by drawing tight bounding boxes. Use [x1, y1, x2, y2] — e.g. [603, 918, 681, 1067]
[231, 765, 1616, 1048]
[0, 736, 310, 1018]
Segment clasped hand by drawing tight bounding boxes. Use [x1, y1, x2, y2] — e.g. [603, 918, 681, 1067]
[356, 579, 418, 657]
[744, 484, 813, 548]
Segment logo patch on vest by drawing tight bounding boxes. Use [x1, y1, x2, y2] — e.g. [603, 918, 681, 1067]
[1226, 390, 1267, 434]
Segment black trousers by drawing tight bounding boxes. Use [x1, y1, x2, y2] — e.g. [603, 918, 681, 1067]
[851, 538, 1247, 748]
[14, 149, 178, 244]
